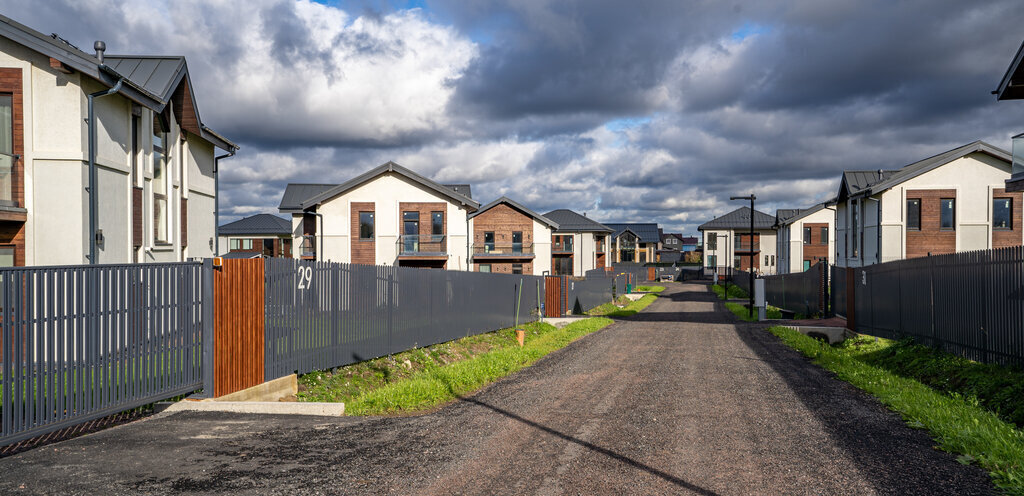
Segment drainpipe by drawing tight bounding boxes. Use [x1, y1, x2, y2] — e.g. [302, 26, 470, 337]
[213, 149, 236, 256]
[315, 212, 325, 261]
[87, 76, 124, 264]
[466, 214, 471, 271]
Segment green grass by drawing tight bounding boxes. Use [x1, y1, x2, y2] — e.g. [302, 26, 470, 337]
[636, 285, 665, 293]
[587, 294, 658, 318]
[768, 326, 1024, 494]
[724, 301, 781, 321]
[343, 318, 613, 415]
[711, 283, 748, 300]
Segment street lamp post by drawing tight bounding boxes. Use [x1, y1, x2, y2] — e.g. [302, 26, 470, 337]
[730, 195, 756, 318]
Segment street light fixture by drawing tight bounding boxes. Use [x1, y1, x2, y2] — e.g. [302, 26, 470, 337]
[730, 195, 756, 318]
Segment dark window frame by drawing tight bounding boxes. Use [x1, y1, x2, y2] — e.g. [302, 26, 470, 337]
[803, 226, 812, 244]
[431, 211, 443, 236]
[359, 211, 375, 239]
[820, 227, 828, 245]
[906, 198, 921, 231]
[993, 198, 1013, 231]
[940, 198, 956, 230]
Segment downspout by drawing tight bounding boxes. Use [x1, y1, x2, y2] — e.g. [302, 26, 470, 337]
[823, 204, 837, 263]
[466, 213, 470, 271]
[87, 77, 124, 264]
[213, 149, 236, 256]
[315, 212, 325, 261]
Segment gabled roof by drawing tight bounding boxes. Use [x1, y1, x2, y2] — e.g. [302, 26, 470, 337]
[0, 14, 236, 152]
[219, 214, 292, 235]
[775, 203, 828, 227]
[543, 209, 613, 233]
[697, 207, 775, 231]
[604, 223, 661, 243]
[443, 184, 472, 199]
[837, 141, 1011, 200]
[661, 232, 684, 244]
[681, 236, 698, 244]
[279, 184, 336, 213]
[996, 39, 1024, 100]
[469, 196, 559, 229]
[291, 162, 479, 211]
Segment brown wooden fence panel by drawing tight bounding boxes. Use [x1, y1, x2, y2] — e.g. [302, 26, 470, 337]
[544, 276, 563, 317]
[214, 258, 265, 397]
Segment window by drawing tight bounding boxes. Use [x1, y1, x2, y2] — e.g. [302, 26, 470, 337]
[596, 236, 605, 252]
[707, 254, 717, 268]
[403, 211, 419, 252]
[229, 239, 253, 251]
[765, 255, 769, 266]
[708, 233, 717, 250]
[639, 251, 647, 263]
[554, 235, 573, 252]
[0, 246, 14, 267]
[512, 263, 523, 274]
[431, 211, 443, 236]
[851, 201, 859, 258]
[479, 264, 491, 273]
[553, 256, 573, 275]
[153, 121, 168, 243]
[0, 94, 12, 206]
[619, 234, 635, 262]
[906, 199, 921, 230]
[940, 199, 955, 230]
[359, 212, 374, 239]
[994, 198, 1012, 230]
[484, 232, 495, 252]
[733, 256, 741, 269]
[512, 231, 523, 253]
[803, 227, 811, 244]
[803, 260, 811, 271]
[771, 255, 775, 266]
[820, 227, 828, 245]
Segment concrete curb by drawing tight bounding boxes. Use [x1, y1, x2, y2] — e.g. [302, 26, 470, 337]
[156, 401, 345, 417]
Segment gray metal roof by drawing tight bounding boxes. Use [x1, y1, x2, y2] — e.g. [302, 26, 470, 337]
[604, 223, 661, 244]
[997, 39, 1024, 100]
[697, 207, 775, 231]
[775, 203, 829, 227]
[105, 56, 185, 102]
[279, 184, 336, 213]
[469, 196, 559, 229]
[443, 184, 472, 199]
[219, 214, 292, 235]
[542, 209, 613, 233]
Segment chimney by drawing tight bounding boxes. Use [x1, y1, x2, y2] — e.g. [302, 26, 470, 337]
[94, 40, 106, 64]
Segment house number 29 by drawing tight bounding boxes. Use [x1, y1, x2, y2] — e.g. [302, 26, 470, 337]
[297, 266, 313, 290]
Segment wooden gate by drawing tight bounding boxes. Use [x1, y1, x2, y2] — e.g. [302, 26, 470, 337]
[544, 275, 565, 317]
[213, 258, 265, 397]
[647, 267, 656, 281]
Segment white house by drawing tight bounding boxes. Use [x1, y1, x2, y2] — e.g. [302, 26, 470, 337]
[541, 209, 613, 276]
[279, 162, 478, 269]
[0, 15, 237, 266]
[774, 203, 835, 274]
[835, 141, 1018, 268]
[467, 197, 557, 276]
[698, 207, 778, 275]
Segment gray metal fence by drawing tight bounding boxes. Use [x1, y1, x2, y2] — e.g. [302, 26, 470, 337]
[611, 263, 649, 285]
[264, 258, 543, 380]
[847, 246, 1024, 366]
[565, 275, 616, 314]
[762, 262, 827, 317]
[1, 262, 206, 447]
[832, 265, 847, 318]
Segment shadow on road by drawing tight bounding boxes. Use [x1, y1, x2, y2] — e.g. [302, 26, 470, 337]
[459, 396, 721, 496]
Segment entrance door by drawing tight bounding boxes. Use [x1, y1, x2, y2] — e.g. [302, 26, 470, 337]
[403, 211, 419, 253]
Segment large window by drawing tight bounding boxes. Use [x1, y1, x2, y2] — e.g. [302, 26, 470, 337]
[153, 122, 168, 243]
[707, 232, 717, 250]
[619, 234, 635, 262]
[994, 198, 1012, 230]
[431, 211, 443, 236]
[940, 199, 955, 230]
[359, 212, 374, 239]
[906, 199, 921, 230]
[707, 254, 717, 268]
[851, 201, 859, 258]
[512, 231, 523, 253]
[803, 227, 812, 244]
[484, 232, 495, 252]
[553, 256, 573, 275]
[0, 94, 13, 206]
[403, 211, 419, 252]
[595, 235, 605, 252]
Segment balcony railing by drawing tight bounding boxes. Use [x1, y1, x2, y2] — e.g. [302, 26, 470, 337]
[397, 235, 446, 256]
[552, 240, 574, 253]
[0, 152, 16, 207]
[472, 243, 534, 257]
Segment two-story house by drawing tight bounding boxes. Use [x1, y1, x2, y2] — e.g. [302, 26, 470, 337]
[835, 141, 1017, 267]
[542, 209, 613, 276]
[218, 213, 293, 258]
[467, 196, 558, 275]
[995, 39, 1024, 192]
[278, 162, 479, 269]
[774, 203, 834, 274]
[605, 223, 661, 264]
[0, 15, 237, 266]
[698, 207, 777, 275]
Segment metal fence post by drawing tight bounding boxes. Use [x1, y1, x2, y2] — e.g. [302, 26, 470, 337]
[201, 258, 215, 398]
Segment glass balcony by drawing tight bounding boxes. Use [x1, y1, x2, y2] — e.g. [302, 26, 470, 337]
[397, 235, 446, 256]
[0, 152, 15, 207]
[552, 237, 574, 253]
[472, 242, 534, 257]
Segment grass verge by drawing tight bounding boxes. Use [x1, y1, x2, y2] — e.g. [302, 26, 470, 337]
[587, 294, 658, 317]
[768, 326, 1024, 494]
[636, 285, 666, 293]
[712, 283, 748, 299]
[724, 301, 781, 321]
[343, 318, 613, 415]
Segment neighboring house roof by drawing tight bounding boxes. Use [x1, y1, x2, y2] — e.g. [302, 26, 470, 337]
[775, 203, 829, 227]
[220, 251, 263, 259]
[543, 209, 613, 233]
[661, 233, 684, 244]
[279, 184, 336, 213]
[219, 214, 292, 235]
[681, 236, 698, 244]
[996, 39, 1024, 100]
[443, 184, 472, 199]
[604, 223, 661, 244]
[837, 141, 1011, 200]
[697, 207, 775, 231]
[469, 196, 559, 229]
[293, 162, 479, 211]
[0, 14, 236, 151]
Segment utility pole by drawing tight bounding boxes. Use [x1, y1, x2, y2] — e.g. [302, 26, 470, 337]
[731, 195, 756, 318]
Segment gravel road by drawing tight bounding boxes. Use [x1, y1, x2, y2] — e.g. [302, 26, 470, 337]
[0, 281, 994, 495]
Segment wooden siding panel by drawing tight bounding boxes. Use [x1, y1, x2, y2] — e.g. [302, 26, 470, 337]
[906, 189, 957, 259]
[180, 197, 188, 247]
[351, 201, 375, 265]
[132, 187, 143, 248]
[992, 188, 1023, 249]
[802, 222, 829, 264]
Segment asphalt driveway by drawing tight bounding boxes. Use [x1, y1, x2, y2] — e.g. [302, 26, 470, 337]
[0, 281, 994, 495]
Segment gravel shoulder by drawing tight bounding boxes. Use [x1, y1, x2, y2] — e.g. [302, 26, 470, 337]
[0, 282, 994, 495]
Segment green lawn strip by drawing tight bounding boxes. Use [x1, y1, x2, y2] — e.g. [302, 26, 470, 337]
[344, 317, 614, 415]
[711, 283, 748, 300]
[635, 285, 666, 293]
[587, 294, 658, 318]
[768, 326, 1024, 494]
[724, 301, 781, 322]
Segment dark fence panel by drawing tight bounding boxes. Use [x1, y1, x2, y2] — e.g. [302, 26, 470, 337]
[762, 262, 826, 316]
[264, 258, 543, 380]
[849, 247, 1024, 367]
[611, 263, 649, 284]
[832, 265, 847, 318]
[565, 275, 617, 314]
[1, 262, 205, 448]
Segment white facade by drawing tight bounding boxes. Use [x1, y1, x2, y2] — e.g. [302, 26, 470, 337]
[776, 207, 835, 274]
[836, 151, 1017, 268]
[701, 228, 778, 275]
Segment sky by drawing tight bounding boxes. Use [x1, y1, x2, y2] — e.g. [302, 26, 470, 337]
[6, 0, 1024, 235]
